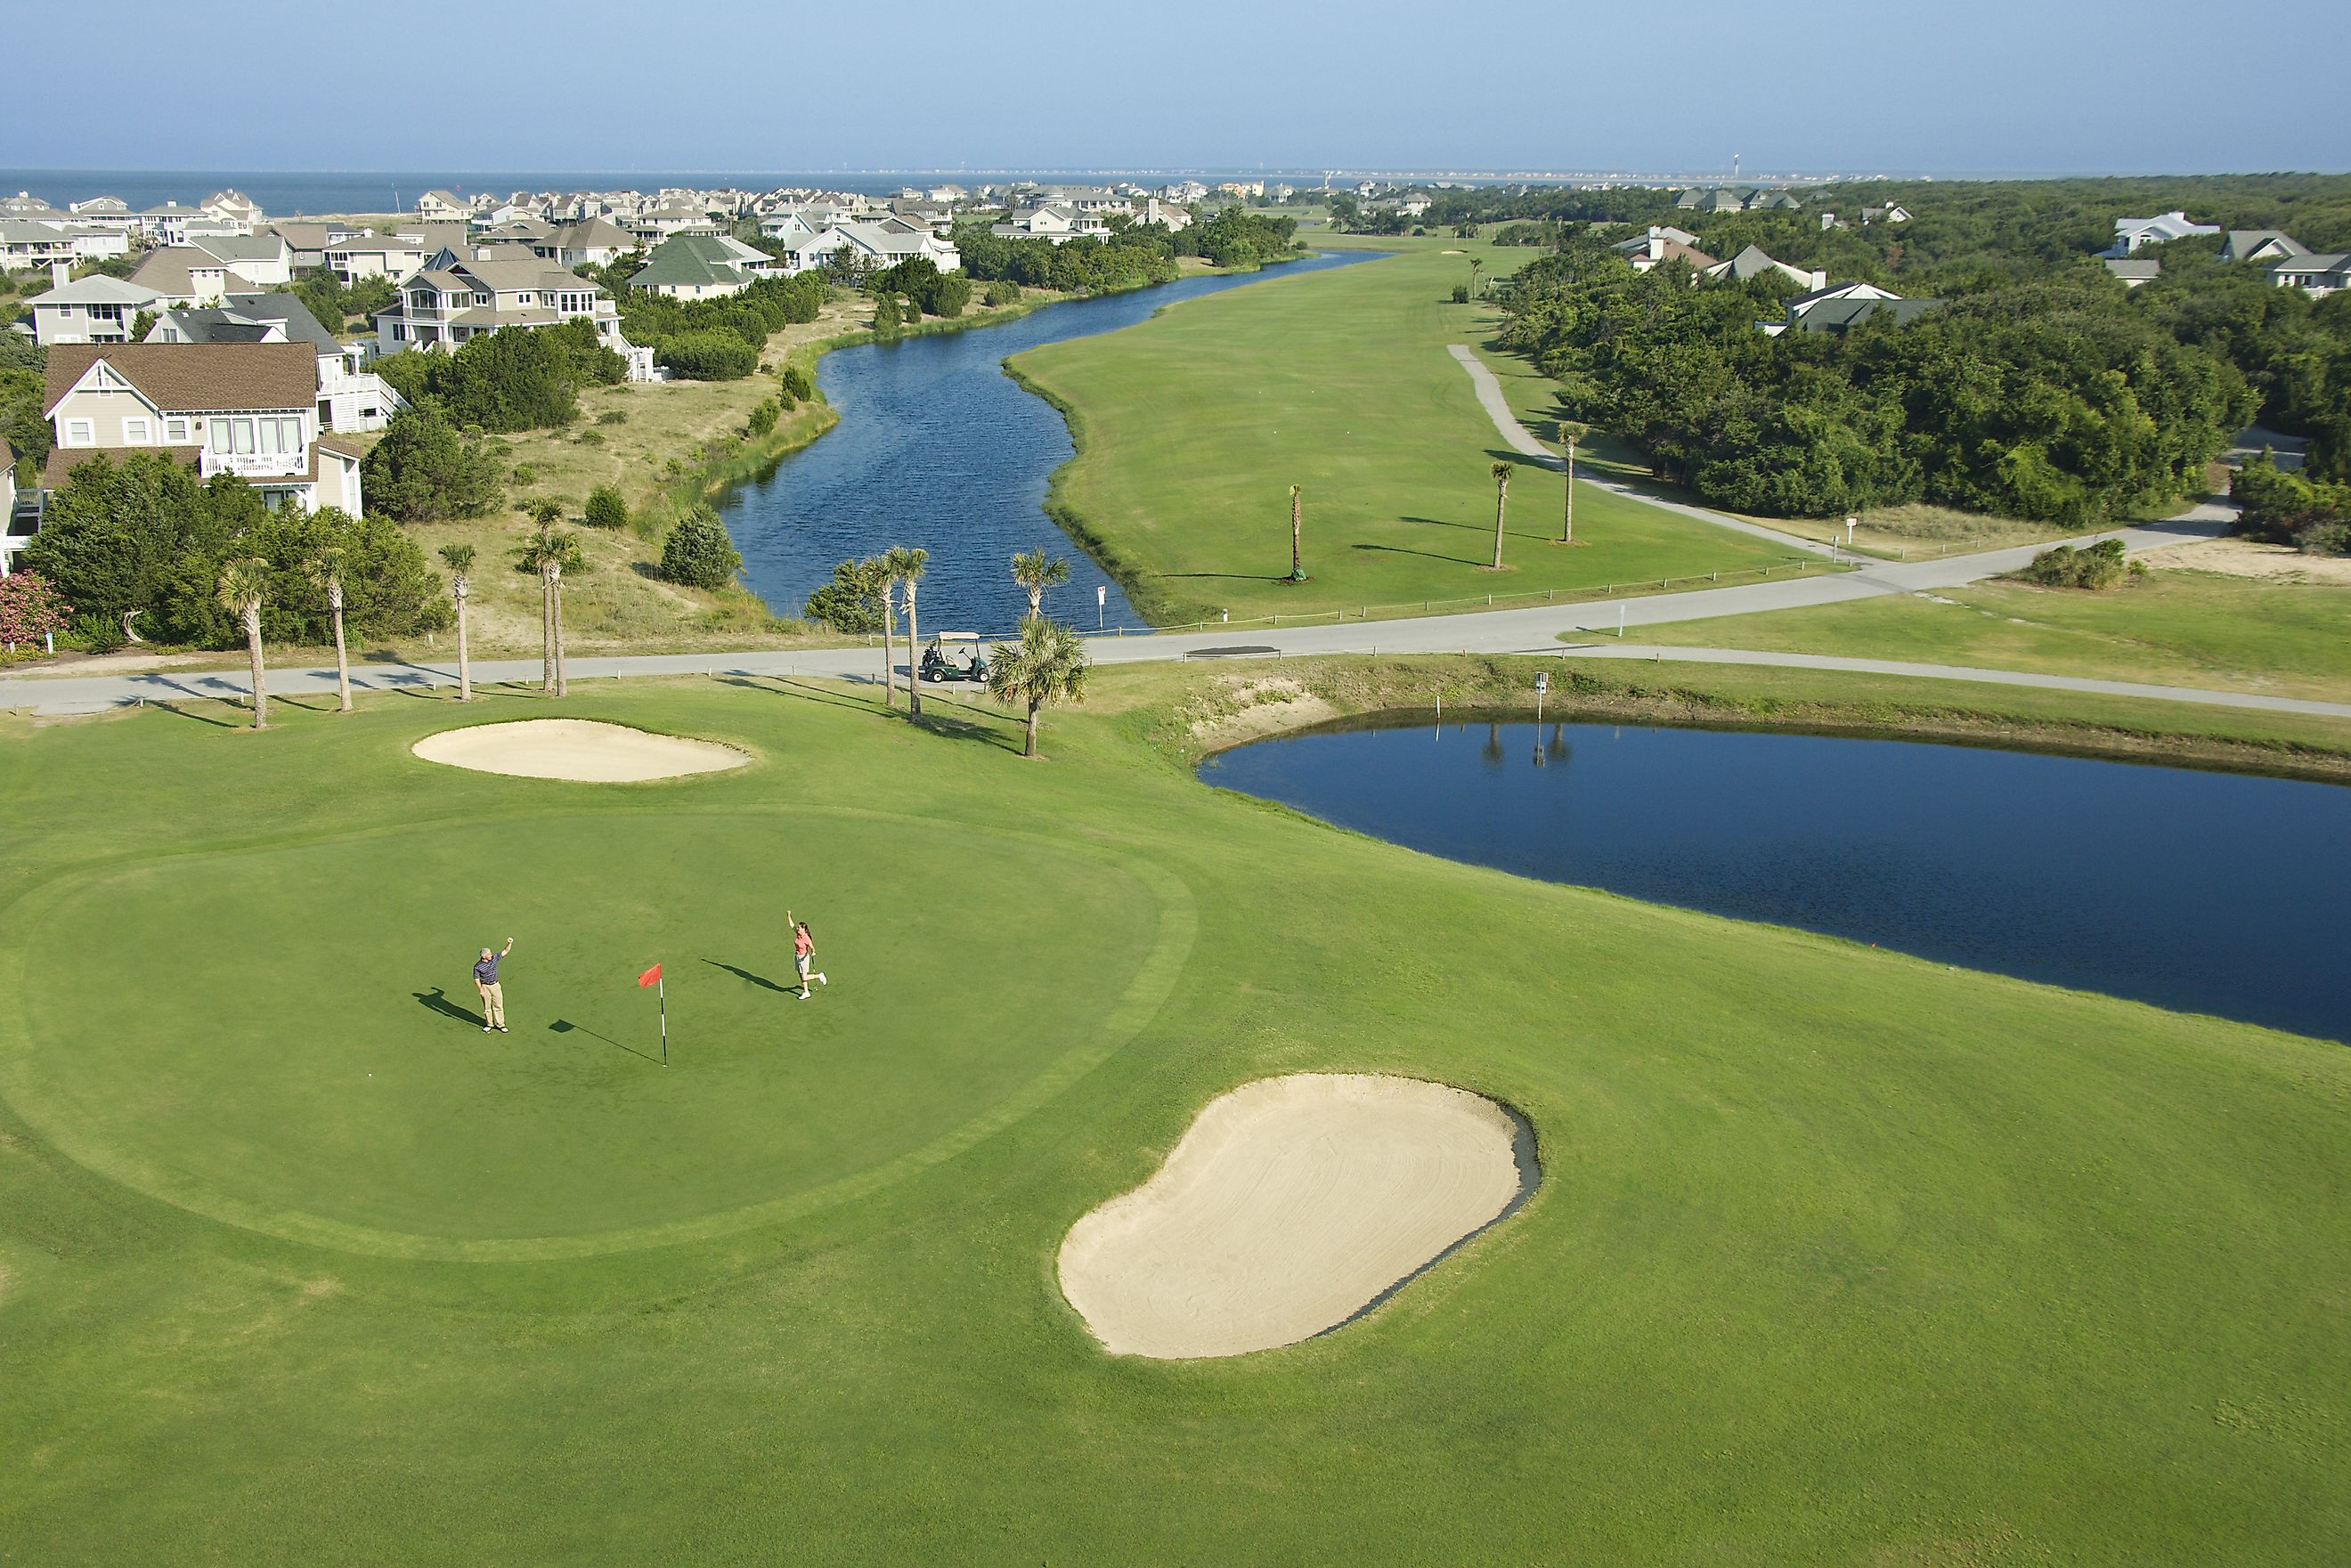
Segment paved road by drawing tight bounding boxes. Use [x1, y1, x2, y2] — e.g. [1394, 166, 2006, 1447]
[0, 353, 2271, 720]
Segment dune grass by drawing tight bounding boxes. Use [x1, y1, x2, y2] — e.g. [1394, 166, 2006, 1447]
[1, 666, 2347, 1563]
[1639, 567, 2351, 703]
[1010, 240, 1819, 626]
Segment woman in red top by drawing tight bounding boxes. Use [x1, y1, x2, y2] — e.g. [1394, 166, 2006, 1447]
[786, 909, 826, 1000]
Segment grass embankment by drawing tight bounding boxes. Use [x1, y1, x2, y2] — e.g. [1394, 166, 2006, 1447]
[1, 667, 2347, 1563]
[1010, 239, 1824, 626]
[1635, 565, 2351, 704]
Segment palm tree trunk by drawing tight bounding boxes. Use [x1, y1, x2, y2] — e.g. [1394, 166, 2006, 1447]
[329, 586, 351, 711]
[878, 582, 896, 708]
[904, 579, 921, 717]
[1492, 477, 1509, 570]
[244, 605, 267, 729]
[551, 570, 566, 698]
[1025, 697, 1040, 758]
[1027, 587, 1042, 621]
[1289, 487, 1303, 579]
[1560, 439, 1575, 543]
[455, 591, 472, 701]
[541, 570, 554, 693]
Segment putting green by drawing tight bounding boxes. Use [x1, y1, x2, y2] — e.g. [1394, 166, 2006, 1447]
[2, 807, 1190, 1259]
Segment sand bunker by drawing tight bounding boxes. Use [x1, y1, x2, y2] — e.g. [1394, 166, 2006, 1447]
[1059, 1074, 1533, 1359]
[412, 719, 749, 782]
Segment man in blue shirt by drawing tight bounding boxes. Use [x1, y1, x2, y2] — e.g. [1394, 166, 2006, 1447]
[473, 938, 514, 1032]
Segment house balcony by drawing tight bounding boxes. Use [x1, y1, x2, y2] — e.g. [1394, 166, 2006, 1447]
[200, 449, 309, 482]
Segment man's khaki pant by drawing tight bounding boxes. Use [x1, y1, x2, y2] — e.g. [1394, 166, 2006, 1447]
[479, 981, 504, 1028]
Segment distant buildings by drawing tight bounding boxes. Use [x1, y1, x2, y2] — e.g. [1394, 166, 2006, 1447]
[1677, 185, 1802, 214]
[1703, 245, 1825, 291]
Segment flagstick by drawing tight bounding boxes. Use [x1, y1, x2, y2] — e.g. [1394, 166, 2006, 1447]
[658, 975, 668, 1066]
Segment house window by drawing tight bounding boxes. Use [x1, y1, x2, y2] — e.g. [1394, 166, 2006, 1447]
[122, 417, 150, 444]
[165, 417, 191, 443]
[64, 418, 94, 446]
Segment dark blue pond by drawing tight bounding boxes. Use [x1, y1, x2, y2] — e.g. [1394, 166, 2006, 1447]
[1201, 719, 2351, 1042]
[723, 252, 1373, 632]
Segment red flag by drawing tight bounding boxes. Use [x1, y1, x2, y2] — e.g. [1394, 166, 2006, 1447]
[638, 963, 662, 987]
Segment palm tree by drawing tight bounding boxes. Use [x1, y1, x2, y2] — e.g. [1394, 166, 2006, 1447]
[512, 505, 582, 697]
[1558, 421, 1587, 544]
[216, 557, 271, 730]
[886, 546, 930, 717]
[873, 555, 900, 708]
[1010, 549, 1069, 622]
[305, 545, 353, 712]
[1286, 484, 1307, 582]
[1488, 460, 1513, 570]
[438, 542, 476, 701]
[1468, 257, 1485, 301]
[985, 615, 1089, 760]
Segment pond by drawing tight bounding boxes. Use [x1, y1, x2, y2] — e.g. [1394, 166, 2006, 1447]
[724, 252, 1376, 632]
[1200, 718, 2351, 1043]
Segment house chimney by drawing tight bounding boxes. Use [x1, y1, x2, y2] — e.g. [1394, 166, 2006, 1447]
[51, 261, 71, 289]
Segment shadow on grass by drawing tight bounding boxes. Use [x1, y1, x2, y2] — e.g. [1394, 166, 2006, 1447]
[720, 674, 1021, 753]
[143, 699, 242, 729]
[549, 1016, 662, 1064]
[719, 674, 881, 714]
[1353, 541, 1488, 569]
[414, 987, 483, 1028]
[705, 959, 793, 995]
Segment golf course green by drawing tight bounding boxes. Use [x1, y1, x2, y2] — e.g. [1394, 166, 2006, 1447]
[1011, 240, 1817, 625]
[3, 674, 2347, 1563]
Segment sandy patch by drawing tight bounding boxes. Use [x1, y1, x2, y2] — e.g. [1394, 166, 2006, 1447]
[1189, 677, 1341, 750]
[412, 719, 748, 782]
[2142, 537, 2351, 585]
[1060, 1074, 1533, 1359]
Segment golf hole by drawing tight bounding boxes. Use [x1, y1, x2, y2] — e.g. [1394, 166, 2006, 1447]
[1058, 1073, 1536, 1359]
[412, 719, 750, 782]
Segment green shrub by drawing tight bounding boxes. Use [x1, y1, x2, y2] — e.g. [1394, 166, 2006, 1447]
[67, 611, 126, 654]
[583, 484, 630, 531]
[658, 504, 744, 590]
[656, 330, 759, 381]
[2018, 537, 2131, 589]
[747, 397, 780, 436]
[359, 406, 503, 523]
[1451, 283, 1470, 304]
[983, 279, 1021, 307]
[778, 363, 816, 402]
[598, 409, 627, 426]
[510, 463, 537, 486]
[575, 428, 605, 445]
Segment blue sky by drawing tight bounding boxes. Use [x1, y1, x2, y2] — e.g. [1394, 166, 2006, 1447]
[10, 0, 2346, 175]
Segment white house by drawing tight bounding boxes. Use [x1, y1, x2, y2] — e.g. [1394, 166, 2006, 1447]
[23, 270, 168, 346]
[41, 342, 365, 514]
[152, 292, 408, 432]
[1134, 199, 1193, 232]
[991, 204, 1106, 245]
[0, 219, 132, 269]
[414, 190, 469, 222]
[1860, 203, 1912, 224]
[626, 233, 779, 299]
[2271, 252, 2351, 299]
[188, 235, 293, 288]
[372, 256, 654, 379]
[2221, 230, 2306, 266]
[133, 201, 209, 246]
[323, 237, 428, 284]
[1761, 281, 1940, 337]
[2103, 211, 2218, 256]
[202, 190, 264, 230]
[264, 220, 363, 269]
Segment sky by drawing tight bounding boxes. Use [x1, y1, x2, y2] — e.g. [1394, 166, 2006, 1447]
[9, 0, 2346, 177]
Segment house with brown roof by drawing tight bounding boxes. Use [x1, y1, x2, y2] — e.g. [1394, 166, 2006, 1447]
[40, 343, 364, 515]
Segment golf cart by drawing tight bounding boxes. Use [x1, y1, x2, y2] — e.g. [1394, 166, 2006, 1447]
[920, 632, 989, 684]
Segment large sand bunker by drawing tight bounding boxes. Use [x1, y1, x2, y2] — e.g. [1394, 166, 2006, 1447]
[1059, 1074, 1533, 1359]
[412, 719, 749, 782]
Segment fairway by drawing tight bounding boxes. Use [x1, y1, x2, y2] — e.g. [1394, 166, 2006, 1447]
[1011, 240, 1813, 624]
[3, 675, 2347, 1563]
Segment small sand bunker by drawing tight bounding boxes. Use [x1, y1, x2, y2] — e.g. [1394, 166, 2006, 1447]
[412, 719, 748, 782]
[1060, 1074, 1533, 1359]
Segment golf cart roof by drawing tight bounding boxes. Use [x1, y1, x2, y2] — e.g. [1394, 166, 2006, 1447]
[931, 631, 982, 643]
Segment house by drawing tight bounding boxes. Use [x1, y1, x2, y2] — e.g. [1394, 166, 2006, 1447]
[372, 257, 654, 378]
[133, 201, 209, 246]
[2270, 252, 2351, 299]
[1134, 199, 1193, 232]
[627, 202, 722, 245]
[128, 247, 260, 307]
[2103, 210, 2218, 256]
[186, 234, 293, 288]
[0, 192, 61, 219]
[1860, 204, 1912, 224]
[991, 204, 1106, 245]
[1676, 186, 1748, 214]
[323, 237, 427, 284]
[788, 219, 962, 274]
[1746, 189, 1803, 212]
[2220, 230, 2306, 266]
[1760, 280, 1938, 337]
[264, 220, 362, 269]
[1703, 245, 1826, 291]
[2103, 257, 2161, 288]
[1611, 225, 1700, 256]
[414, 190, 469, 222]
[67, 196, 134, 228]
[1, 436, 23, 577]
[151, 292, 408, 432]
[40, 343, 365, 514]
[627, 233, 777, 299]
[23, 271, 168, 346]
[0, 219, 131, 269]
[202, 190, 264, 230]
